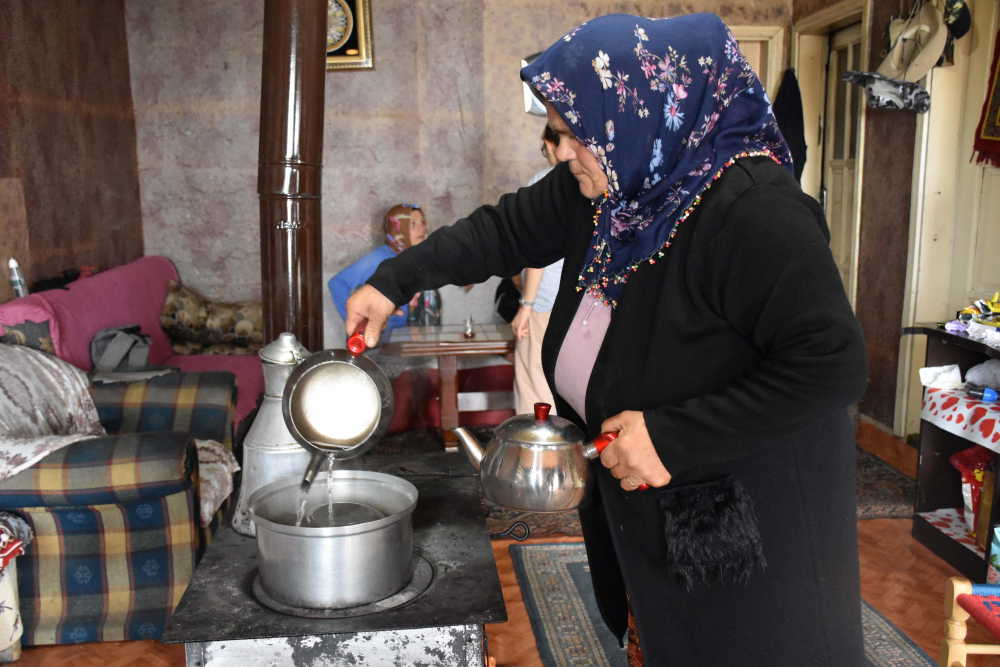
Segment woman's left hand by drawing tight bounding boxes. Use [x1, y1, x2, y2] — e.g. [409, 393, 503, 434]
[599, 411, 672, 490]
[510, 305, 531, 341]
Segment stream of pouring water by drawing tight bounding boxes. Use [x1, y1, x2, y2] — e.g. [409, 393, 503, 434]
[293, 455, 339, 528]
[293, 484, 309, 528]
[327, 455, 336, 526]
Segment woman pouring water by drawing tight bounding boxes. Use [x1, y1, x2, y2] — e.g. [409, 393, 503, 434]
[347, 14, 867, 666]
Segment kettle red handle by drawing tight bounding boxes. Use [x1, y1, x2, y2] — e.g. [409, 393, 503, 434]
[534, 402, 552, 420]
[591, 432, 649, 491]
[347, 327, 366, 357]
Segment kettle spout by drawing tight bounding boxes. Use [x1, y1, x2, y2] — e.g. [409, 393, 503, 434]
[450, 427, 484, 470]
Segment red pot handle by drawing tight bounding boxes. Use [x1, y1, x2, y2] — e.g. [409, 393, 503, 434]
[586, 432, 649, 491]
[347, 327, 366, 358]
[534, 402, 552, 420]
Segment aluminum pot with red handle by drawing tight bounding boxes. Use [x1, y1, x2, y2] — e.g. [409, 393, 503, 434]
[282, 328, 394, 488]
[451, 402, 645, 513]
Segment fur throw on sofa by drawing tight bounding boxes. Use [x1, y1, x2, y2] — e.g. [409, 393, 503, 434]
[0, 343, 105, 480]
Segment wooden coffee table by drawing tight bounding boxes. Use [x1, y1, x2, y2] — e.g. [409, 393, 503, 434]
[381, 324, 515, 451]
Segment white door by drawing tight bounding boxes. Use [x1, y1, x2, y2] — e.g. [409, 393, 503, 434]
[823, 24, 863, 300]
[950, 0, 1000, 314]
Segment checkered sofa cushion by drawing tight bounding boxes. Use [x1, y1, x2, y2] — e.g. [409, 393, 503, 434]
[0, 433, 196, 509]
[0, 370, 239, 645]
[0, 431, 201, 645]
[15, 487, 198, 644]
[91, 371, 237, 449]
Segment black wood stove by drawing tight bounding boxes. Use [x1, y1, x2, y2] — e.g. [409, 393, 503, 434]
[162, 445, 506, 666]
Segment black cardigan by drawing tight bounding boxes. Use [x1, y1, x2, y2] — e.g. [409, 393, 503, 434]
[369, 157, 866, 475]
[369, 157, 868, 663]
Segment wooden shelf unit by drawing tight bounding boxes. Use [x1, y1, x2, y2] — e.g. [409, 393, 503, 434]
[906, 324, 1000, 582]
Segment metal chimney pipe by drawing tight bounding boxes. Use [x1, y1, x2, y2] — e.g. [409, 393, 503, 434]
[258, 0, 327, 351]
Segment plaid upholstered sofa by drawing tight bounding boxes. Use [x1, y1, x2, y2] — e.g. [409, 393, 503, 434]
[0, 370, 236, 645]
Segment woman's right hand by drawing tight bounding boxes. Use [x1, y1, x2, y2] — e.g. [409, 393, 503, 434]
[511, 304, 531, 341]
[346, 285, 403, 347]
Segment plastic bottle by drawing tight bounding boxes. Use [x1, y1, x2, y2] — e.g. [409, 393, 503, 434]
[965, 384, 999, 402]
[7, 258, 26, 298]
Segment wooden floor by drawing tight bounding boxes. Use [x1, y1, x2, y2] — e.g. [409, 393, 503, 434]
[13, 521, 1000, 666]
[12, 637, 183, 666]
[858, 519, 999, 665]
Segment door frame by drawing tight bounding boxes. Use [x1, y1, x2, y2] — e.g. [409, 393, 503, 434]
[824, 24, 864, 298]
[730, 26, 785, 95]
[791, 0, 869, 308]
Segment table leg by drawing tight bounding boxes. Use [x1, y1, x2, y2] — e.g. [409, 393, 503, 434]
[439, 354, 459, 452]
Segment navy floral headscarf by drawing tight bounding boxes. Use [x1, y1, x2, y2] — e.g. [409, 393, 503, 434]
[521, 13, 792, 307]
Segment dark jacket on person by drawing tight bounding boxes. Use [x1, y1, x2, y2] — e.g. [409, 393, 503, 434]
[369, 156, 868, 666]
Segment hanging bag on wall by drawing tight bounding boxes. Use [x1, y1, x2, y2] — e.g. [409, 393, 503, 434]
[90, 325, 151, 372]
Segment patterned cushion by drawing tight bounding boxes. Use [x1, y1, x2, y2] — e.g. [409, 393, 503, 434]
[0, 320, 54, 354]
[160, 280, 262, 350]
[0, 433, 195, 508]
[158, 281, 207, 336]
[91, 371, 236, 449]
[15, 487, 197, 644]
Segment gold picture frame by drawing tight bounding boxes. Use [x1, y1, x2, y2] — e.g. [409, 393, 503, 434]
[326, 0, 374, 70]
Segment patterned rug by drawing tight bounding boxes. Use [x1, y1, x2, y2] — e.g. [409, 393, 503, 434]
[856, 446, 916, 521]
[511, 543, 935, 667]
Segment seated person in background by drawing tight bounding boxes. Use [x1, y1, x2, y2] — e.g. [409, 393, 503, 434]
[329, 204, 439, 336]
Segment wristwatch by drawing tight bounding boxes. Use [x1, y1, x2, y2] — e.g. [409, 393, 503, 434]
[519, 297, 534, 307]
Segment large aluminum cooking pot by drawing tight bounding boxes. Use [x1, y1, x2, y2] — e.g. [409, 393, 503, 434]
[283, 328, 393, 487]
[248, 470, 418, 609]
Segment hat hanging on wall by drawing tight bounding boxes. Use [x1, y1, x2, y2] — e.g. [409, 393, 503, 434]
[879, 0, 948, 82]
[842, 71, 931, 112]
[944, 0, 971, 40]
[521, 52, 546, 116]
[843, 0, 947, 113]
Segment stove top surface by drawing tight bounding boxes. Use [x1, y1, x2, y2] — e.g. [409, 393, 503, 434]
[161, 447, 506, 643]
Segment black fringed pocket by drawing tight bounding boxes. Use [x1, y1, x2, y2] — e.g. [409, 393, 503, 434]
[657, 475, 766, 589]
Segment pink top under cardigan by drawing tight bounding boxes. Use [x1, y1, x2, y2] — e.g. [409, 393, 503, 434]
[552, 294, 613, 425]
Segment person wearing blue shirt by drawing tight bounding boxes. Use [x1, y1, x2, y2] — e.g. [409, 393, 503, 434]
[329, 204, 432, 336]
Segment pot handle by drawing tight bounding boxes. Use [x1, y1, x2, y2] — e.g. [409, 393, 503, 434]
[347, 327, 366, 357]
[585, 432, 650, 491]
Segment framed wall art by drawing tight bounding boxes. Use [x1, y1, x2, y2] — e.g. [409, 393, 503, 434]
[326, 0, 373, 70]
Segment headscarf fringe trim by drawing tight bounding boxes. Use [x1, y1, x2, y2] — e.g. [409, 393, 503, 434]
[575, 149, 781, 308]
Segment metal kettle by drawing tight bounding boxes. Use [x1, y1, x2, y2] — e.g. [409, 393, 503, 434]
[232, 332, 312, 536]
[451, 403, 643, 512]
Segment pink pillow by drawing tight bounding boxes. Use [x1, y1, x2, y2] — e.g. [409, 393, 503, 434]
[30, 256, 178, 371]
